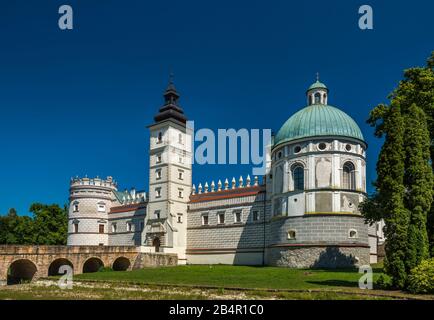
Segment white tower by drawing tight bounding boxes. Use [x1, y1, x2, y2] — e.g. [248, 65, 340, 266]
[68, 176, 117, 246]
[143, 75, 192, 264]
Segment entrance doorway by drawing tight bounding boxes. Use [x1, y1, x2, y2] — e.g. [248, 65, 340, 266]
[152, 237, 161, 253]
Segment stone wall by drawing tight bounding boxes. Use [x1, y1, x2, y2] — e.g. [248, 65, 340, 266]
[0, 245, 178, 285]
[266, 245, 370, 268]
[267, 214, 369, 245]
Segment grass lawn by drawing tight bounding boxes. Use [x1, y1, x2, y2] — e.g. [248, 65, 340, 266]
[74, 264, 384, 291]
[2, 264, 433, 300]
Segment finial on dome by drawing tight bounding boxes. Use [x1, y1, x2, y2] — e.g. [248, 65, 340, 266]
[316, 72, 319, 82]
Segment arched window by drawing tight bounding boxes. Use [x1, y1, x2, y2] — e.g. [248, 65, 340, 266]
[292, 165, 304, 191]
[343, 162, 356, 190]
[314, 92, 321, 104]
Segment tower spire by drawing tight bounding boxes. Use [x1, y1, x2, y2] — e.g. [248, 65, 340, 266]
[153, 72, 187, 124]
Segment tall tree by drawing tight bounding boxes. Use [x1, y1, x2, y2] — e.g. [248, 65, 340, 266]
[393, 53, 434, 255]
[404, 104, 433, 271]
[367, 102, 408, 288]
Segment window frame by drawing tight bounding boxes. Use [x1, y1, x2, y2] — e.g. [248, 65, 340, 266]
[342, 161, 356, 190]
[292, 164, 305, 191]
[252, 210, 259, 222]
[234, 211, 242, 224]
[201, 214, 209, 226]
[217, 212, 225, 225]
[287, 230, 296, 240]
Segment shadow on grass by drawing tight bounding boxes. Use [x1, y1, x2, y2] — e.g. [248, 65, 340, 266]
[306, 279, 358, 288]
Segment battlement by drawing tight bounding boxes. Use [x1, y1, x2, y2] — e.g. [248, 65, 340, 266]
[192, 175, 261, 195]
[70, 176, 118, 189]
[116, 188, 147, 205]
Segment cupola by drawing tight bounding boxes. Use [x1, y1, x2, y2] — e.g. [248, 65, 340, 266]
[306, 73, 328, 105]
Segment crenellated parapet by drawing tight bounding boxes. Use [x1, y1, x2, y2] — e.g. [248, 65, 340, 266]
[116, 188, 147, 205]
[70, 176, 118, 189]
[191, 175, 261, 195]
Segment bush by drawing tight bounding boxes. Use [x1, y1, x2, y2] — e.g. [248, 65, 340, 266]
[407, 258, 434, 294]
[375, 274, 392, 290]
[98, 267, 113, 272]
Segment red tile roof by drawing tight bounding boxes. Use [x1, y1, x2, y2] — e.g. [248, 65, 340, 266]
[110, 203, 146, 214]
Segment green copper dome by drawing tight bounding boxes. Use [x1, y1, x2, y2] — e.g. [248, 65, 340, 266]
[274, 104, 364, 147]
[307, 80, 328, 91]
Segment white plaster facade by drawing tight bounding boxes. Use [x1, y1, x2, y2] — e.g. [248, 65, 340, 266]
[67, 78, 384, 267]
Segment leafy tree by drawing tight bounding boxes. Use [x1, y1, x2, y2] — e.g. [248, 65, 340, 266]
[404, 104, 433, 271]
[392, 53, 434, 255]
[0, 204, 67, 245]
[367, 102, 408, 288]
[363, 52, 434, 287]
[30, 203, 68, 245]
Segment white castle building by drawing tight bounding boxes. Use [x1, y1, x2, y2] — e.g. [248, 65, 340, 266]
[67, 77, 384, 267]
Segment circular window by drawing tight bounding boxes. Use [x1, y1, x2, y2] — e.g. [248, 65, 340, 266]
[318, 143, 327, 151]
[294, 198, 298, 202]
[294, 146, 301, 154]
[345, 144, 352, 151]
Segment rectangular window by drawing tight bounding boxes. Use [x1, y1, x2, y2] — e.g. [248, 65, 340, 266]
[157, 132, 163, 143]
[202, 215, 209, 226]
[74, 223, 78, 233]
[127, 222, 132, 232]
[154, 211, 160, 219]
[178, 133, 183, 144]
[155, 188, 161, 198]
[252, 210, 259, 222]
[234, 211, 242, 223]
[111, 223, 117, 233]
[156, 154, 162, 163]
[99, 224, 105, 234]
[178, 189, 184, 198]
[178, 170, 184, 180]
[179, 156, 183, 164]
[140, 221, 144, 232]
[73, 204, 79, 212]
[218, 212, 225, 224]
[177, 213, 183, 223]
[156, 169, 162, 180]
[97, 203, 106, 212]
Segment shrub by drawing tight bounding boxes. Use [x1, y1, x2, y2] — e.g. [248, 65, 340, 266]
[98, 267, 113, 272]
[407, 258, 434, 294]
[375, 274, 392, 290]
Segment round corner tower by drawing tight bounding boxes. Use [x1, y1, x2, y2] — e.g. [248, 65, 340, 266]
[265, 78, 370, 268]
[67, 176, 118, 246]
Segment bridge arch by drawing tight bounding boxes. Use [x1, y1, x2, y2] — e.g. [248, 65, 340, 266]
[48, 258, 74, 276]
[82, 257, 104, 273]
[7, 259, 37, 285]
[112, 257, 131, 271]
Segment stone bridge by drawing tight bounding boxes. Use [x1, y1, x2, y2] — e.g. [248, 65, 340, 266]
[0, 245, 178, 285]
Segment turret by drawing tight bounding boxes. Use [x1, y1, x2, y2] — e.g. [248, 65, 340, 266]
[67, 176, 118, 246]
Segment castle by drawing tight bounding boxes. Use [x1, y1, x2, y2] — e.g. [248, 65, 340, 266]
[67, 77, 384, 268]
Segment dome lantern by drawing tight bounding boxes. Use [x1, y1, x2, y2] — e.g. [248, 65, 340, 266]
[306, 73, 328, 105]
[274, 78, 365, 148]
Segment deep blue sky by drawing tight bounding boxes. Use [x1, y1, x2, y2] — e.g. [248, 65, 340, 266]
[0, 1, 433, 215]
